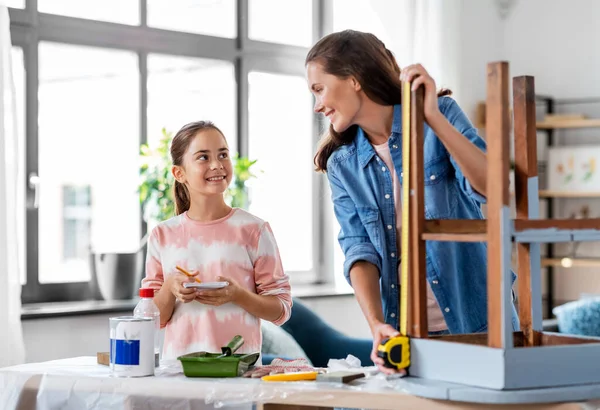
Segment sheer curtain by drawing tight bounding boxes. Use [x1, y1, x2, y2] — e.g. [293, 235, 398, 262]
[0, 3, 26, 367]
[333, 0, 461, 96]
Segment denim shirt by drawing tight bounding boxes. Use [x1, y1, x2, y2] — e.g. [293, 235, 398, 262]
[327, 96, 519, 334]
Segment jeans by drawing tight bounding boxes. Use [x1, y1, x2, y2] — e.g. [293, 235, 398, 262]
[262, 298, 372, 367]
[262, 298, 452, 367]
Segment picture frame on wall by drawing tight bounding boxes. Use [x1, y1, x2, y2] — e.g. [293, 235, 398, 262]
[548, 145, 600, 193]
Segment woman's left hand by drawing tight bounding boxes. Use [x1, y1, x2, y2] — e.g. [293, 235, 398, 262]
[399, 64, 441, 122]
[195, 276, 244, 306]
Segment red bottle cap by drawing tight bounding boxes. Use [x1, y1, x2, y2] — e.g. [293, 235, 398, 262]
[139, 288, 155, 298]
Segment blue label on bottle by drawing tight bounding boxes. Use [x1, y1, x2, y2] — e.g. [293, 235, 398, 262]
[110, 339, 140, 365]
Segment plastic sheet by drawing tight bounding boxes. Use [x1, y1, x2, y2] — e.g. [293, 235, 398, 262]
[1, 356, 600, 409]
[0, 357, 411, 410]
[0, 371, 34, 410]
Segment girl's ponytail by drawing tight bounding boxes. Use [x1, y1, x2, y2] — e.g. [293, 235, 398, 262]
[173, 180, 191, 215]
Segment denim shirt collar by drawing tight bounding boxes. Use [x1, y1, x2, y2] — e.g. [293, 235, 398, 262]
[356, 104, 403, 168]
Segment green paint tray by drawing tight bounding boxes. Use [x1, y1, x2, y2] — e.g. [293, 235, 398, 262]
[177, 335, 259, 377]
[178, 351, 260, 377]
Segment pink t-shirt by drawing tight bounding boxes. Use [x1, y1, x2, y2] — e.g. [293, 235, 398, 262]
[372, 142, 448, 332]
[142, 208, 292, 360]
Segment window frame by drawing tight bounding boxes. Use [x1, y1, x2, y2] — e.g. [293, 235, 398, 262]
[9, 0, 335, 304]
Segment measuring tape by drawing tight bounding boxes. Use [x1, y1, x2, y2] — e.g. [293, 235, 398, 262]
[400, 80, 411, 338]
[377, 81, 412, 371]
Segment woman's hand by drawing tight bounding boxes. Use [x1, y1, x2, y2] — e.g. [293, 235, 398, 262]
[167, 270, 199, 303]
[369, 321, 406, 375]
[195, 276, 244, 307]
[399, 64, 442, 123]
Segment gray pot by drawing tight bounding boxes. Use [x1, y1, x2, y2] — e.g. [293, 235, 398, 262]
[92, 251, 145, 301]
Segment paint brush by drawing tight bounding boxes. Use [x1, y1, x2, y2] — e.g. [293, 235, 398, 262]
[176, 265, 202, 283]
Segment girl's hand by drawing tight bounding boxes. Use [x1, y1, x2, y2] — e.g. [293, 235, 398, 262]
[195, 276, 244, 306]
[167, 269, 199, 303]
[399, 64, 442, 123]
[369, 321, 406, 375]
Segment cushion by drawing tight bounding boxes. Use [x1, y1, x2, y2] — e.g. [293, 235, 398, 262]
[261, 320, 312, 365]
[553, 297, 600, 336]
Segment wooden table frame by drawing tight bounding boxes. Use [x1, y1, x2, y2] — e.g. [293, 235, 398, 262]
[400, 61, 600, 392]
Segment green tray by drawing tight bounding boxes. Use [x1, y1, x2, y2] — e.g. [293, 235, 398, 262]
[177, 351, 260, 377]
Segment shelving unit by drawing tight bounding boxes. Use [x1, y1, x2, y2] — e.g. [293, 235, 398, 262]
[535, 95, 600, 318]
[541, 257, 600, 268]
[539, 190, 600, 198]
[536, 118, 600, 129]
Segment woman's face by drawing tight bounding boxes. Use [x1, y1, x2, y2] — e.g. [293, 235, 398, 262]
[306, 61, 362, 133]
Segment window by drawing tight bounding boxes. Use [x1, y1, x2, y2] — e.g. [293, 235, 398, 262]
[10, 47, 25, 285]
[147, 55, 236, 155]
[6, 0, 25, 8]
[147, 0, 236, 38]
[248, 71, 314, 274]
[38, 43, 139, 284]
[62, 186, 92, 261]
[37, 0, 139, 25]
[249, 0, 313, 47]
[9, 1, 329, 304]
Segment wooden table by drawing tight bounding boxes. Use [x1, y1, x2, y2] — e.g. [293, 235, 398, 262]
[0, 357, 597, 410]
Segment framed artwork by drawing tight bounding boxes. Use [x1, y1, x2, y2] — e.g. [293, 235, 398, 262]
[548, 145, 600, 192]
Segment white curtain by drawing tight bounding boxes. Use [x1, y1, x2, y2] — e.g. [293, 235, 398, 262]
[332, 0, 462, 100]
[371, 0, 460, 95]
[0, 3, 26, 367]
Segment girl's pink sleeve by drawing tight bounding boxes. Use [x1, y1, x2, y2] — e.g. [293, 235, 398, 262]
[253, 222, 292, 326]
[141, 229, 164, 291]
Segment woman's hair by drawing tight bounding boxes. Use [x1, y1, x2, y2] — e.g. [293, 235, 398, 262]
[306, 30, 451, 172]
[170, 120, 225, 215]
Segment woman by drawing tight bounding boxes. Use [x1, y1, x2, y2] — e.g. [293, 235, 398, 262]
[305, 30, 519, 373]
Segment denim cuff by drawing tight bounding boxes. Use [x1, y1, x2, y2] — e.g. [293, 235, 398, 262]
[343, 243, 382, 285]
[462, 178, 487, 204]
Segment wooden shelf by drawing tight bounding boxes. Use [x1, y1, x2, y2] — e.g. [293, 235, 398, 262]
[514, 218, 600, 231]
[538, 190, 600, 198]
[536, 119, 600, 129]
[422, 220, 487, 242]
[541, 258, 600, 268]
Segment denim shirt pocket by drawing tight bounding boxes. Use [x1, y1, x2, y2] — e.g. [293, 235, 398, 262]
[424, 158, 458, 219]
[357, 206, 382, 253]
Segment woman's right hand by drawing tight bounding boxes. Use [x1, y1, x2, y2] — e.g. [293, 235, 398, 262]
[370, 321, 406, 375]
[167, 270, 199, 303]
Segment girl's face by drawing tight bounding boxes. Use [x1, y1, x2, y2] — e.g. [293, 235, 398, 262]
[173, 129, 233, 197]
[306, 61, 362, 133]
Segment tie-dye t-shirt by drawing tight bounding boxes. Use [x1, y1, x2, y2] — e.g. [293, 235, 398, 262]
[142, 207, 292, 361]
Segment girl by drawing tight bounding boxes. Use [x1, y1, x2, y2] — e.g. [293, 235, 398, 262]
[305, 30, 519, 373]
[141, 121, 292, 361]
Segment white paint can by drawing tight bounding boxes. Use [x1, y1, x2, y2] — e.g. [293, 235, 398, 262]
[109, 316, 155, 377]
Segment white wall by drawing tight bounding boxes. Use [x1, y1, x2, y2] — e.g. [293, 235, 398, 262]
[504, 0, 600, 303]
[22, 296, 371, 363]
[455, 0, 505, 119]
[504, 0, 600, 99]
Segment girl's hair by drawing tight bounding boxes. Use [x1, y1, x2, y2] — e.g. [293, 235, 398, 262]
[306, 30, 451, 172]
[170, 120, 225, 215]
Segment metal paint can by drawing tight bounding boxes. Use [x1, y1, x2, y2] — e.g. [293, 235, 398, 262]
[109, 316, 155, 377]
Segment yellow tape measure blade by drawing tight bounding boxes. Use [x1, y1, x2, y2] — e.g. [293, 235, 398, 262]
[399, 81, 412, 337]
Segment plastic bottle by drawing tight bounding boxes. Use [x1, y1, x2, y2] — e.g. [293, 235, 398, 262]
[133, 288, 161, 367]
